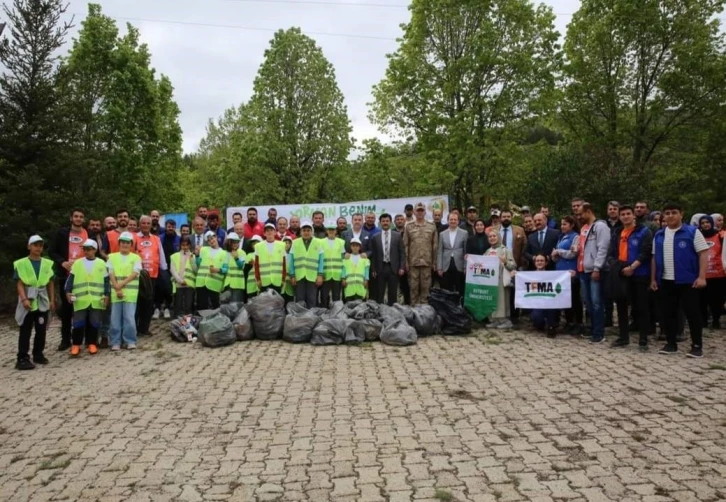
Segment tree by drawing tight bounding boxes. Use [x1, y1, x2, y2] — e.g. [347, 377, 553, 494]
[561, 0, 726, 178]
[370, 0, 560, 208]
[243, 27, 353, 204]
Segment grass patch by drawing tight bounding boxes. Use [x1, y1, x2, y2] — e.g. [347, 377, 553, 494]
[707, 364, 726, 371]
[666, 395, 687, 404]
[434, 489, 454, 501]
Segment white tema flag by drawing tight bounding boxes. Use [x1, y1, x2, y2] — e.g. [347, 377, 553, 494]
[514, 271, 572, 309]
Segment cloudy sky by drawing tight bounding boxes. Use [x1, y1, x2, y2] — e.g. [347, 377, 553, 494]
[58, 0, 581, 153]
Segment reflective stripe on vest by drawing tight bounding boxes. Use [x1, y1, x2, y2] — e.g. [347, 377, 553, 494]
[322, 238, 345, 281]
[343, 258, 368, 298]
[13, 257, 54, 311]
[256, 241, 285, 287]
[246, 251, 258, 293]
[292, 238, 322, 282]
[108, 253, 141, 303]
[170, 252, 197, 294]
[70, 258, 107, 311]
[222, 251, 245, 290]
[202, 248, 226, 293]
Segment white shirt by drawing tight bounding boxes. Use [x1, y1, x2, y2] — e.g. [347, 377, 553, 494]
[448, 229, 457, 248]
[351, 254, 360, 265]
[655, 226, 708, 280]
[382, 230, 391, 260]
[327, 238, 337, 249]
[106, 254, 142, 273]
[352, 230, 362, 240]
[81, 258, 108, 277]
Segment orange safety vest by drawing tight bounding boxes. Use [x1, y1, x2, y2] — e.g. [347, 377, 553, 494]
[108, 229, 138, 253]
[705, 234, 725, 279]
[67, 228, 88, 273]
[136, 233, 162, 278]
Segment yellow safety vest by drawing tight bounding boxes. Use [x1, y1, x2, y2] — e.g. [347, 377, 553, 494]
[322, 238, 345, 281]
[291, 238, 322, 282]
[245, 250, 258, 294]
[196, 247, 226, 292]
[13, 257, 54, 311]
[108, 253, 141, 303]
[222, 251, 245, 290]
[70, 258, 107, 311]
[256, 240, 286, 287]
[170, 252, 197, 294]
[283, 252, 295, 296]
[343, 256, 369, 299]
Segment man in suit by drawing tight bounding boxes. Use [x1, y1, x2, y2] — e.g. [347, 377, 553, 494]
[436, 213, 469, 296]
[500, 210, 527, 322]
[524, 213, 561, 270]
[370, 213, 406, 305]
[341, 213, 371, 256]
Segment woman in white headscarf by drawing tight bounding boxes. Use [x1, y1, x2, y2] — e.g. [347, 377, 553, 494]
[689, 213, 706, 227]
[711, 213, 724, 237]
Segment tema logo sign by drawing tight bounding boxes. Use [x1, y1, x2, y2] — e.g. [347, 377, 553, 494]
[469, 263, 496, 278]
[523, 281, 563, 298]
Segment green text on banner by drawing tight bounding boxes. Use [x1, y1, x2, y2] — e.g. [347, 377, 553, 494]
[464, 255, 500, 321]
[514, 271, 572, 309]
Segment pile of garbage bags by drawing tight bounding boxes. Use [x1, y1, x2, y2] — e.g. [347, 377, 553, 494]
[168, 288, 472, 348]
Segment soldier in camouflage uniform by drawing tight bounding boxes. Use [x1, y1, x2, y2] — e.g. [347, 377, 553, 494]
[404, 202, 438, 305]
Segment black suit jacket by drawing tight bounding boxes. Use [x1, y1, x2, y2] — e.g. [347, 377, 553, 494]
[341, 229, 372, 255]
[370, 229, 406, 274]
[524, 228, 561, 270]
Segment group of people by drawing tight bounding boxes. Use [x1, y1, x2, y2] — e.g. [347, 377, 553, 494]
[12, 199, 724, 369]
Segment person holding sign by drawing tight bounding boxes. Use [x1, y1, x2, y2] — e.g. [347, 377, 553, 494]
[530, 254, 559, 338]
[483, 230, 516, 329]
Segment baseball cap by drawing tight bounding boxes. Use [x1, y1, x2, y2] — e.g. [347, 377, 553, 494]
[491, 209, 501, 217]
[282, 236, 293, 242]
[204, 231, 215, 240]
[82, 239, 98, 249]
[301, 221, 313, 228]
[226, 232, 241, 241]
[350, 238, 362, 245]
[119, 232, 134, 242]
[264, 223, 276, 230]
[27, 235, 44, 246]
[521, 206, 531, 213]
[466, 206, 478, 212]
[251, 235, 263, 242]
[414, 202, 426, 211]
[325, 220, 337, 229]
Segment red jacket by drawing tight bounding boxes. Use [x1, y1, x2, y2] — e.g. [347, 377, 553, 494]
[243, 221, 265, 240]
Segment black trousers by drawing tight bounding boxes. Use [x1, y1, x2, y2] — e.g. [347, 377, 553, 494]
[400, 273, 410, 305]
[57, 277, 72, 344]
[564, 276, 583, 325]
[154, 271, 173, 310]
[18, 310, 48, 359]
[346, 294, 364, 302]
[440, 258, 464, 297]
[660, 280, 703, 348]
[616, 276, 650, 345]
[701, 277, 725, 323]
[320, 280, 342, 308]
[174, 288, 195, 316]
[376, 263, 400, 306]
[260, 285, 281, 294]
[136, 278, 157, 335]
[295, 279, 318, 309]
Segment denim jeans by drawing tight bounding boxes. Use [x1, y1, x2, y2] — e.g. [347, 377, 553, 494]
[110, 301, 137, 347]
[579, 272, 604, 340]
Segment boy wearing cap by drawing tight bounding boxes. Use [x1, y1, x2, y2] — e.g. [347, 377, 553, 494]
[65, 239, 109, 356]
[195, 231, 227, 310]
[222, 233, 245, 303]
[289, 222, 324, 308]
[170, 236, 197, 316]
[254, 225, 287, 293]
[321, 222, 345, 307]
[107, 232, 142, 350]
[14, 235, 55, 370]
[246, 235, 264, 299]
[342, 238, 370, 301]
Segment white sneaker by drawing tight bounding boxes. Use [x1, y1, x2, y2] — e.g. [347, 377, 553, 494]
[152, 308, 160, 320]
[498, 320, 513, 329]
[127, 344, 137, 350]
[163, 308, 171, 319]
[111, 345, 121, 351]
[488, 320, 500, 329]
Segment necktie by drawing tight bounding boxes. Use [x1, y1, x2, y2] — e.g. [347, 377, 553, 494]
[503, 228, 508, 247]
[384, 231, 390, 263]
[539, 231, 544, 247]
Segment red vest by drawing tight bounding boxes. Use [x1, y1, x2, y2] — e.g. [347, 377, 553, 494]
[67, 229, 88, 274]
[108, 229, 138, 253]
[705, 234, 725, 279]
[136, 234, 162, 278]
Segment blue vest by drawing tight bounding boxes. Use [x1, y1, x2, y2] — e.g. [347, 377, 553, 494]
[555, 232, 577, 271]
[622, 226, 651, 278]
[654, 225, 699, 285]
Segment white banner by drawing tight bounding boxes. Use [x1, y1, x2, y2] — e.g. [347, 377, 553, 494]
[514, 271, 572, 309]
[226, 195, 450, 226]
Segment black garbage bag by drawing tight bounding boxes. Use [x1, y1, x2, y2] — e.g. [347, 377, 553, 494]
[247, 290, 286, 340]
[350, 301, 380, 320]
[233, 307, 254, 341]
[323, 301, 347, 320]
[197, 312, 237, 347]
[393, 303, 415, 326]
[311, 319, 354, 345]
[286, 302, 309, 316]
[169, 315, 201, 342]
[219, 302, 244, 321]
[380, 319, 418, 346]
[219, 289, 232, 304]
[411, 305, 437, 336]
[310, 307, 329, 317]
[347, 319, 383, 342]
[343, 299, 363, 312]
[283, 314, 321, 343]
[428, 288, 472, 335]
[378, 304, 406, 327]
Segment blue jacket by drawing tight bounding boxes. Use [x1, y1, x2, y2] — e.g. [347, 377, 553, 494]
[654, 225, 699, 285]
[555, 231, 578, 271]
[608, 224, 652, 278]
[547, 217, 558, 230]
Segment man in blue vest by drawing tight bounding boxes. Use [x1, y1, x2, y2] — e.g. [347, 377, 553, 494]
[651, 202, 709, 358]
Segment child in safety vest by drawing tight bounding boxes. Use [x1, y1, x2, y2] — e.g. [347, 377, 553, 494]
[107, 232, 142, 351]
[65, 239, 109, 357]
[13, 235, 55, 370]
[342, 238, 370, 301]
[170, 236, 197, 316]
[282, 236, 295, 303]
[245, 235, 263, 300]
[321, 222, 345, 307]
[222, 232, 245, 303]
[195, 231, 226, 311]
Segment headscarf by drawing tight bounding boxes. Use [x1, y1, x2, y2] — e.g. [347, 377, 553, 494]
[469, 218, 489, 253]
[648, 211, 661, 222]
[699, 215, 717, 238]
[690, 213, 705, 227]
[711, 213, 723, 230]
[487, 228, 502, 248]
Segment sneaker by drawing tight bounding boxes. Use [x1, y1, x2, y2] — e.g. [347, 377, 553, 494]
[546, 326, 557, 339]
[659, 344, 677, 354]
[70, 345, 81, 356]
[638, 344, 648, 352]
[127, 344, 137, 350]
[15, 358, 35, 370]
[488, 320, 501, 329]
[497, 320, 513, 329]
[99, 337, 109, 349]
[57, 340, 71, 351]
[88, 344, 98, 355]
[152, 309, 160, 320]
[111, 345, 121, 351]
[590, 337, 605, 344]
[686, 347, 703, 358]
[33, 355, 50, 365]
[163, 308, 171, 319]
[610, 338, 629, 348]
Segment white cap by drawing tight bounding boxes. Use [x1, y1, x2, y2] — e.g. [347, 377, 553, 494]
[119, 232, 134, 242]
[325, 220, 337, 229]
[350, 238, 362, 245]
[27, 235, 44, 245]
[264, 223, 276, 230]
[204, 230, 215, 240]
[82, 239, 98, 249]
[282, 235, 293, 242]
[251, 235, 263, 242]
[226, 232, 241, 241]
[301, 221, 313, 229]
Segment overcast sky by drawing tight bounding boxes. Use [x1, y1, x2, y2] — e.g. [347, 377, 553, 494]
[59, 0, 582, 153]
